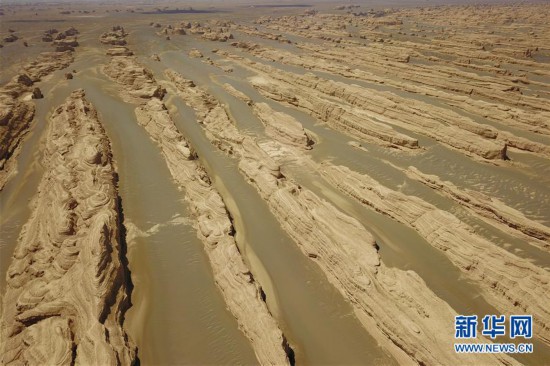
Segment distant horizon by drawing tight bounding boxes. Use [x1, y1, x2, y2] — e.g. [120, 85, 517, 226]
[0, 0, 538, 5]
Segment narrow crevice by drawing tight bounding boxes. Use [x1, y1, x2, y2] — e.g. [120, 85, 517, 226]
[282, 335, 296, 366]
[259, 286, 267, 303]
[224, 204, 237, 237]
[114, 174, 140, 366]
[69, 319, 77, 366]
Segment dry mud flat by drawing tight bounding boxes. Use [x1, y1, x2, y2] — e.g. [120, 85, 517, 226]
[0, 90, 136, 365]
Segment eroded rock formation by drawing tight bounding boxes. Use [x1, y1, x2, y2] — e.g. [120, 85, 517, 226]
[0, 77, 35, 190]
[134, 100, 290, 365]
[0, 27, 80, 190]
[100, 26, 127, 45]
[102, 37, 291, 364]
[247, 72, 420, 151]
[252, 102, 314, 149]
[319, 163, 550, 346]
[166, 69, 516, 365]
[103, 56, 165, 101]
[0, 89, 137, 365]
[405, 166, 550, 250]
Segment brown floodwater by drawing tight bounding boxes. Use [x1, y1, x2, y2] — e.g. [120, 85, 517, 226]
[2, 14, 549, 365]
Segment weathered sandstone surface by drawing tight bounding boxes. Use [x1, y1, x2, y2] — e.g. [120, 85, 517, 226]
[188, 48, 204, 58]
[405, 166, 550, 250]
[134, 100, 290, 365]
[23, 51, 74, 82]
[221, 82, 252, 105]
[103, 56, 165, 102]
[186, 20, 234, 42]
[103, 41, 290, 364]
[0, 28, 79, 191]
[319, 163, 550, 346]
[0, 76, 36, 190]
[0, 89, 137, 365]
[100, 26, 127, 46]
[245, 72, 420, 150]
[166, 70, 516, 365]
[252, 102, 314, 149]
[218, 49, 513, 160]
[250, 11, 550, 135]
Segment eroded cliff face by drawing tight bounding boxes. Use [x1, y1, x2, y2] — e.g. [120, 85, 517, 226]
[0, 76, 35, 189]
[0, 89, 137, 365]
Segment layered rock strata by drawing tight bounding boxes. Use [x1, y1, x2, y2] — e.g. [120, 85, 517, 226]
[247, 72, 420, 150]
[134, 100, 290, 365]
[166, 70, 516, 365]
[252, 102, 314, 149]
[102, 38, 290, 364]
[250, 11, 550, 135]
[0, 76, 36, 190]
[319, 163, 550, 346]
[0, 89, 137, 365]
[103, 56, 165, 101]
[217, 49, 514, 160]
[0, 28, 79, 190]
[405, 166, 550, 251]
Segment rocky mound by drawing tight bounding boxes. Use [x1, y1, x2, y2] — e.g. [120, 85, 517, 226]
[100, 26, 127, 46]
[252, 102, 314, 149]
[103, 56, 165, 101]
